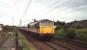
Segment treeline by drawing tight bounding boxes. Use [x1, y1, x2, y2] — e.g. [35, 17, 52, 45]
[55, 20, 87, 42]
[3, 25, 15, 32]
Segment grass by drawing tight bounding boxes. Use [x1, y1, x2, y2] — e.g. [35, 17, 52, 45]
[18, 32, 36, 50]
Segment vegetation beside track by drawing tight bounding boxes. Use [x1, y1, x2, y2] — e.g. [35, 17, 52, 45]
[74, 29, 87, 42]
[55, 28, 87, 43]
[55, 20, 87, 43]
[3, 26, 15, 32]
[18, 32, 36, 50]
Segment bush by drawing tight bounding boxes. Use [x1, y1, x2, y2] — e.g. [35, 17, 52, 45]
[55, 28, 65, 38]
[55, 28, 87, 42]
[75, 29, 87, 42]
[65, 30, 76, 39]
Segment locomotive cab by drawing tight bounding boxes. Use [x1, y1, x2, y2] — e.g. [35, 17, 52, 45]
[38, 19, 55, 40]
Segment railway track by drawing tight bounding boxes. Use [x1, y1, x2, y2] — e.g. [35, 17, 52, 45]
[53, 37, 87, 48]
[65, 39, 87, 48]
[43, 41, 71, 50]
[49, 38, 87, 50]
[19, 29, 87, 50]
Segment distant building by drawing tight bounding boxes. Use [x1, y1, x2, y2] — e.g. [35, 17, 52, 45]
[0, 24, 3, 31]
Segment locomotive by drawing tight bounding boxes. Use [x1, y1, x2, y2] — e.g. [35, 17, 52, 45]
[27, 19, 56, 40]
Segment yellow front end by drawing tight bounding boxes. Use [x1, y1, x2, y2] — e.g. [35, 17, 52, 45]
[40, 26, 55, 35]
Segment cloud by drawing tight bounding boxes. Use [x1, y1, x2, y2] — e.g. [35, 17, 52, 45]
[0, 0, 87, 26]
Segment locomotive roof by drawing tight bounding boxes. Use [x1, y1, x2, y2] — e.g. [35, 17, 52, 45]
[28, 19, 54, 25]
[39, 19, 54, 22]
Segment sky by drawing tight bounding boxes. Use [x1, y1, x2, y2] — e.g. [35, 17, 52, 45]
[0, 0, 87, 26]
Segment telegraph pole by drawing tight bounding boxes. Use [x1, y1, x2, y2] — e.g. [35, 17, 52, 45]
[20, 20, 22, 28]
[12, 17, 14, 26]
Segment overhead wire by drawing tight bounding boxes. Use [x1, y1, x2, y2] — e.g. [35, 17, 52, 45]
[45, 0, 87, 17]
[63, 6, 87, 15]
[47, 0, 72, 13]
[20, 0, 31, 27]
[22, 0, 32, 17]
[43, 0, 72, 17]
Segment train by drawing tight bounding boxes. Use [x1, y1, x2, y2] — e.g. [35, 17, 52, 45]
[21, 19, 56, 40]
